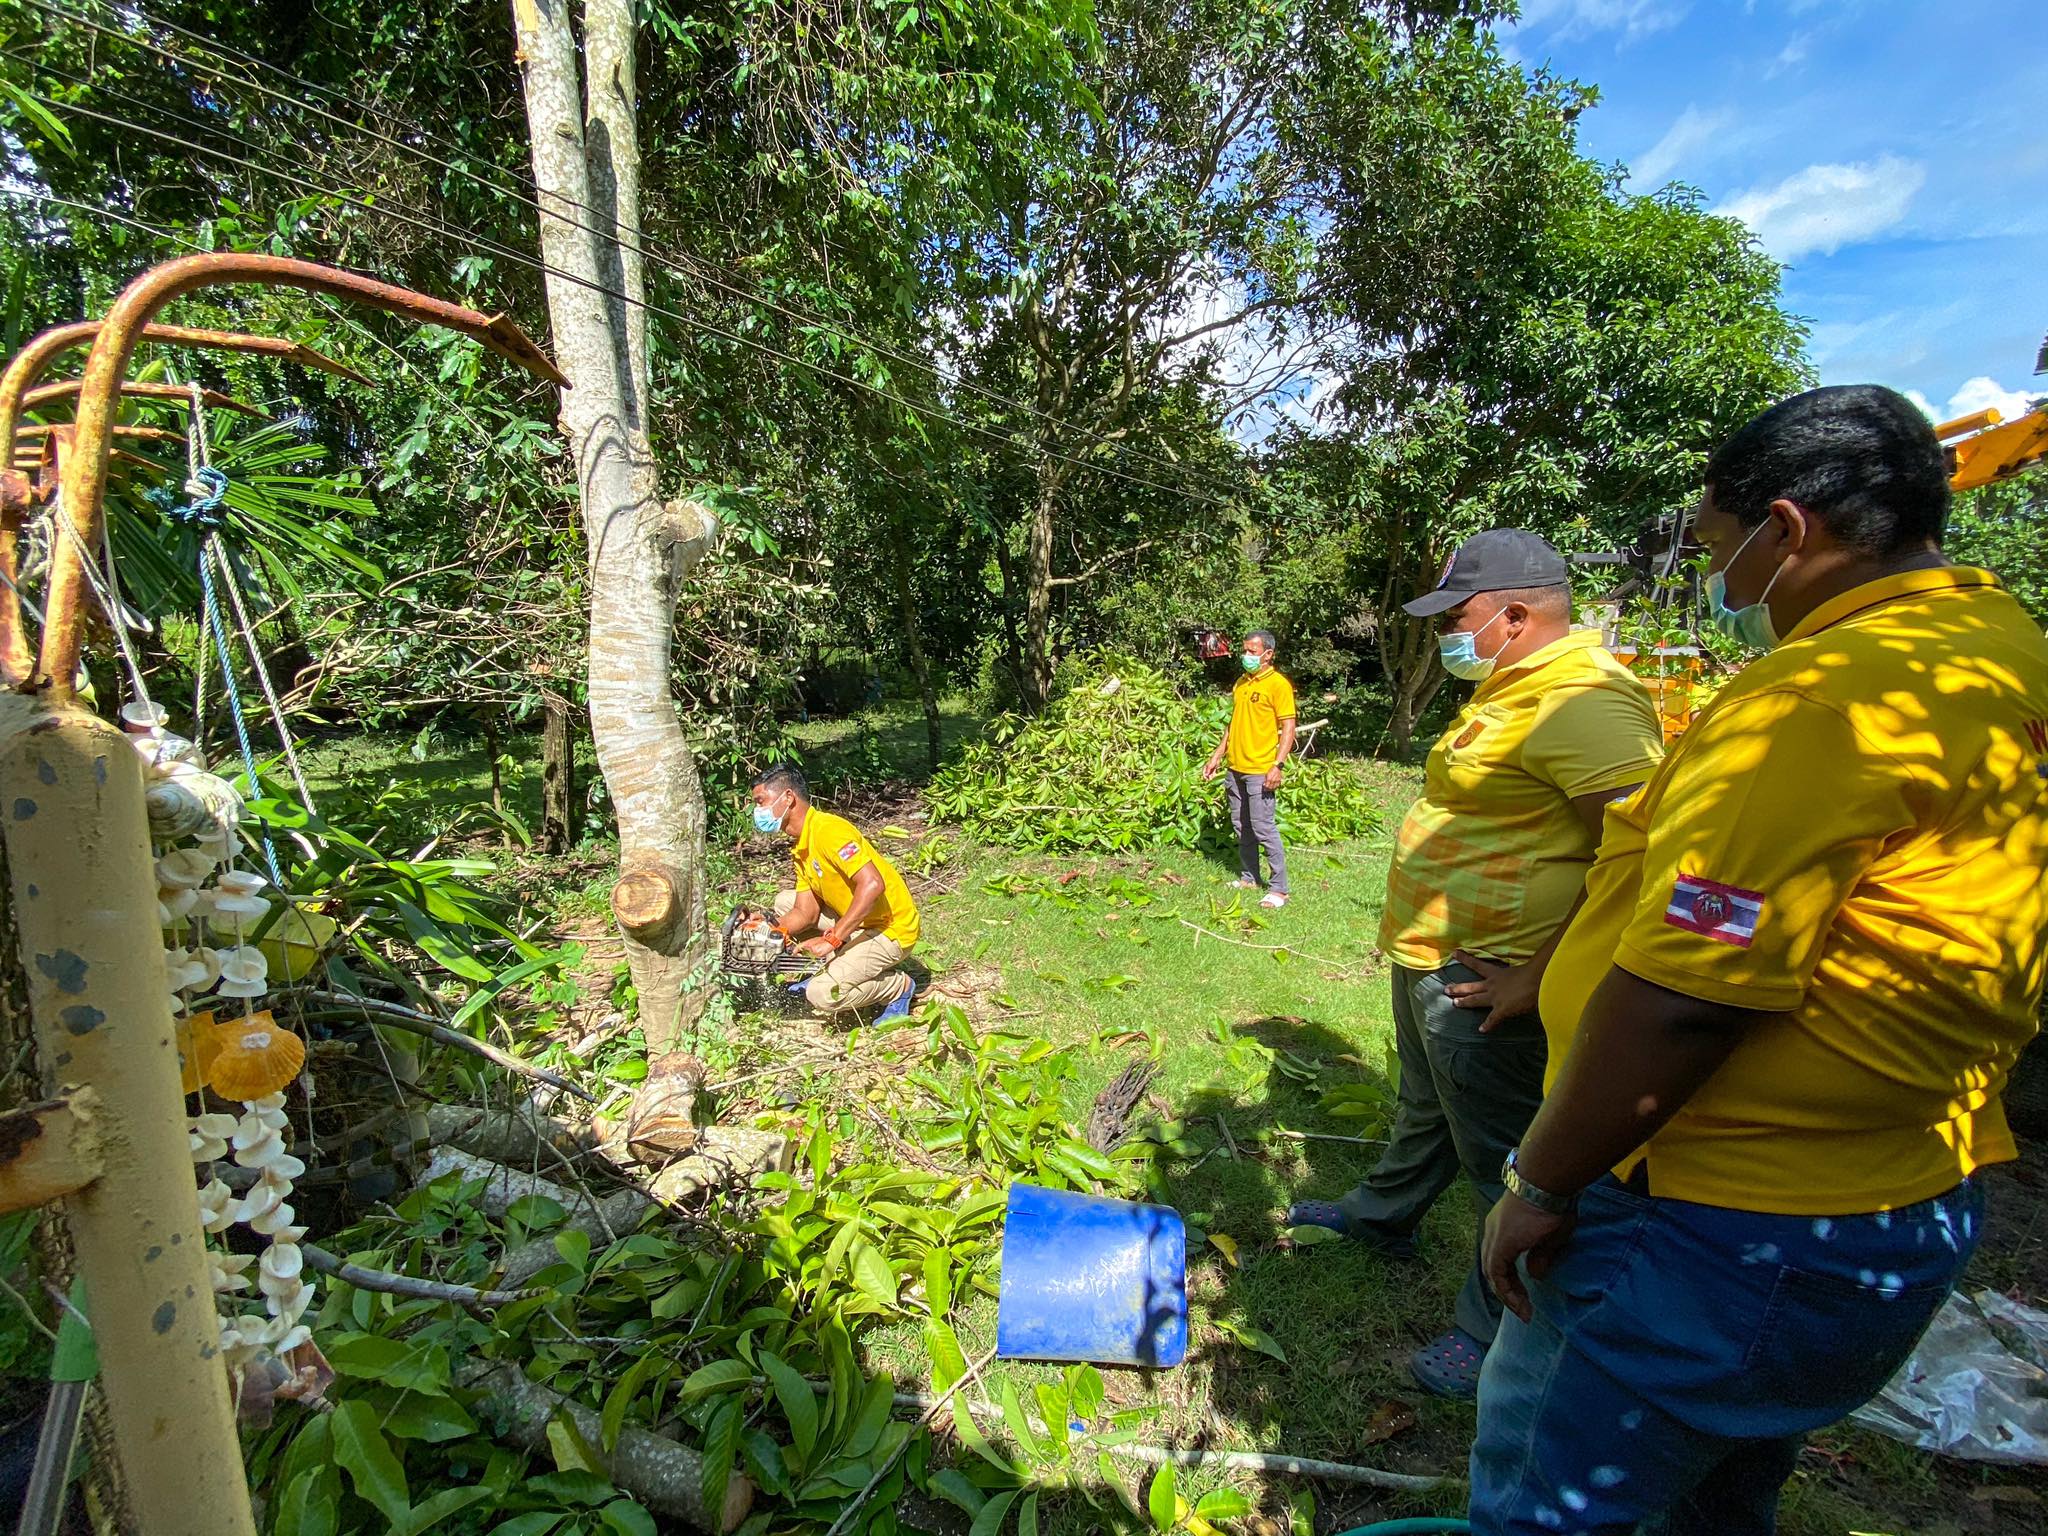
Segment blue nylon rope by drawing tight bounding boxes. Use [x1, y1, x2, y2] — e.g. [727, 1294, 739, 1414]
[199, 540, 283, 886]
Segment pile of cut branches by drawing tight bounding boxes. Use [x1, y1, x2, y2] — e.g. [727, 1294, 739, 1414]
[927, 655, 1379, 852]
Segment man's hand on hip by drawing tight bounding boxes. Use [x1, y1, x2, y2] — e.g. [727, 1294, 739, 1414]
[1483, 1192, 1575, 1325]
[1448, 950, 1542, 1032]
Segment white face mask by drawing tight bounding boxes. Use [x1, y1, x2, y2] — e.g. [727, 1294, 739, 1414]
[1438, 608, 1510, 681]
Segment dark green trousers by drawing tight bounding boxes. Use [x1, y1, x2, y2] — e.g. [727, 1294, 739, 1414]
[1337, 961, 1548, 1345]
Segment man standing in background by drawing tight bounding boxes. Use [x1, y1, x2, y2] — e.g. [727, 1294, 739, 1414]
[1472, 387, 2048, 1534]
[1202, 629, 1296, 909]
[1287, 530, 1664, 1399]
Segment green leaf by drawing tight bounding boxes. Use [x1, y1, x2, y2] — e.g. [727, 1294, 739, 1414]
[1147, 1462, 1177, 1532]
[602, 1353, 663, 1453]
[1018, 1491, 1041, 1536]
[970, 1489, 1020, 1536]
[999, 1380, 1043, 1461]
[545, 1411, 605, 1475]
[1284, 1224, 1341, 1247]
[929, 1468, 986, 1517]
[485, 1517, 562, 1536]
[844, 1372, 896, 1460]
[925, 1319, 969, 1392]
[507, 1194, 567, 1229]
[396, 1485, 492, 1535]
[599, 1502, 659, 1536]
[331, 1399, 411, 1526]
[272, 1466, 339, 1536]
[850, 1241, 899, 1308]
[384, 1391, 477, 1443]
[923, 1249, 953, 1318]
[679, 1358, 755, 1403]
[950, 1391, 1016, 1477]
[758, 1350, 817, 1469]
[1194, 1489, 1252, 1520]
[699, 1395, 743, 1525]
[325, 1333, 450, 1393]
[555, 1229, 592, 1272]
[1287, 1487, 1315, 1536]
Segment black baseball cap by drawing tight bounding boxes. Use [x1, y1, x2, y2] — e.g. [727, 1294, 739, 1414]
[1402, 529, 1570, 617]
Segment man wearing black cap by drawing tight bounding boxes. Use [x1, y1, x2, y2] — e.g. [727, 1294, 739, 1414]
[1286, 529, 1664, 1399]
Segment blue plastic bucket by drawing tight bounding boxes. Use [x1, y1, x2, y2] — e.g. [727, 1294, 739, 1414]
[995, 1182, 1188, 1367]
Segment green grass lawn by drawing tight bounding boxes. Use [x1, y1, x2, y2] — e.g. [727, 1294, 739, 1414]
[295, 717, 2029, 1535]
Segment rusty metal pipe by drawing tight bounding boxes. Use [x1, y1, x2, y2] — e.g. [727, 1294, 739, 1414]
[0, 321, 365, 686]
[38, 254, 562, 695]
[24, 379, 268, 418]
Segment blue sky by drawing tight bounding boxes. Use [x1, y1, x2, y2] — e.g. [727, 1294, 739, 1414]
[1502, 0, 2048, 425]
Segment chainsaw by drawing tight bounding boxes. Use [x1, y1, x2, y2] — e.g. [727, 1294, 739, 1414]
[718, 906, 825, 984]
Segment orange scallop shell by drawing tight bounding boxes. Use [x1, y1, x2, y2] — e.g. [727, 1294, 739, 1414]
[203, 1010, 306, 1100]
[176, 1010, 220, 1095]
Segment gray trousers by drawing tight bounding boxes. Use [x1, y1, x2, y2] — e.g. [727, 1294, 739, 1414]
[1337, 961, 1547, 1345]
[1225, 770, 1288, 893]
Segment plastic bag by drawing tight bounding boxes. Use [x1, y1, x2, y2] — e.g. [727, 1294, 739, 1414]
[1850, 1288, 2048, 1463]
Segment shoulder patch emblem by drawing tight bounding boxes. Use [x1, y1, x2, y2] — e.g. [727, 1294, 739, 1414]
[1665, 875, 1763, 947]
[838, 840, 862, 862]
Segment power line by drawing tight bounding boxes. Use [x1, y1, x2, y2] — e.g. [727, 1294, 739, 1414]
[26, 0, 1250, 504]
[14, 84, 1241, 510]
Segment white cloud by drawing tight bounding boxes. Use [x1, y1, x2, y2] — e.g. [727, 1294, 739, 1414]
[1941, 376, 2038, 424]
[1715, 155, 1926, 261]
[1515, 0, 1689, 42]
[1765, 31, 1812, 79]
[1630, 105, 1735, 188]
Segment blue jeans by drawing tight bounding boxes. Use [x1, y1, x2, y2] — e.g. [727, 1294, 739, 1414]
[1469, 1175, 1983, 1535]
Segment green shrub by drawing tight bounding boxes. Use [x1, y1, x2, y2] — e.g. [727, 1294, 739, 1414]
[926, 653, 1381, 851]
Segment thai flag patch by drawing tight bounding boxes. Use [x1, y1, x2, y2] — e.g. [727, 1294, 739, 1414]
[1665, 875, 1763, 948]
[838, 840, 862, 862]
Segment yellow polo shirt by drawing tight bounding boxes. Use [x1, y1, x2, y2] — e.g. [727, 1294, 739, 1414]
[1227, 668, 1297, 773]
[1380, 631, 1664, 969]
[1540, 568, 2048, 1213]
[792, 810, 919, 948]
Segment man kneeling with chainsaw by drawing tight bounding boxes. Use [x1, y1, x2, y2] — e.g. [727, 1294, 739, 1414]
[750, 766, 920, 1021]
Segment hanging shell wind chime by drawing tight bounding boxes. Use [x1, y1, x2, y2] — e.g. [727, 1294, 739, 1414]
[126, 702, 328, 1419]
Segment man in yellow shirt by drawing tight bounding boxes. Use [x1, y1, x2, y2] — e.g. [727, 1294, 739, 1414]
[1473, 386, 2048, 1534]
[750, 767, 921, 1019]
[1201, 630, 1297, 908]
[1286, 529, 1664, 1399]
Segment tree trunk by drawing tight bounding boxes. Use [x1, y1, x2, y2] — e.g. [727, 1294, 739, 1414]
[1019, 467, 1061, 712]
[894, 563, 941, 773]
[511, 0, 718, 1051]
[539, 689, 577, 854]
[484, 707, 505, 815]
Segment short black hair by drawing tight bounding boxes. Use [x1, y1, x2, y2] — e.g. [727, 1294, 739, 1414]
[1245, 630, 1277, 650]
[1704, 385, 1949, 556]
[752, 765, 809, 801]
[1487, 585, 1571, 621]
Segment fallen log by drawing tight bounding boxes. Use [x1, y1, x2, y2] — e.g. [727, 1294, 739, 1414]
[463, 1362, 753, 1533]
[415, 1147, 655, 1286]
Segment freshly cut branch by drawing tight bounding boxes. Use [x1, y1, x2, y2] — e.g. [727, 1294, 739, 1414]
[302, 1244, 542, 1309]
[463, 1362, 754, 1533]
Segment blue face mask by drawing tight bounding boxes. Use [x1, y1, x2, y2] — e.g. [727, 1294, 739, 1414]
[1438, 609, 1509, 681]
[1705, 520, 1786, 651]
[752, 799, 785, 835]
[1240, 651, 1262, 673]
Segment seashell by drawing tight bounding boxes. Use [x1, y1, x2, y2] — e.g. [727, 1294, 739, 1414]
[212, 947, 271, 1001]
[249, 1200, 296, 1237]
[187, 888, 219, 921]
[251, 1092, 288, 1112]
[188, 1121, 230, 1162]
[144, 772, 242, 842]
[273, 1323, 312, 1354]
[204, 1010, 303, 1099]
[197, 1178, 235, 1233]
[211, 891, 271, 923]
[217, 1252, 255, 1278]
[165, 948, 214, 993]
[261, 1243, 303, 1282]
[178, 1012, 224, 1095]
[232, 1129, 285, 1168]
[158, 885, 199, 923]
[216, 869, 268, 898]
[155, 849, 217, 890]
[232, 1181, 282, 1226]
[121, 701, 170, 733]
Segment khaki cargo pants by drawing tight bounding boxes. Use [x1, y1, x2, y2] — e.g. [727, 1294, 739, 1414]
[771, 890, 912, 1014]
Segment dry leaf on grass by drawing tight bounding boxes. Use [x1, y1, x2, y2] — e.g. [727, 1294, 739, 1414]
[1361, 1399, 1418, 1446]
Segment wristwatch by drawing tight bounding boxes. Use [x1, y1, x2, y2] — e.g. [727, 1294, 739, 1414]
[1501, 1149, 1575, 1216]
